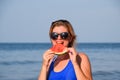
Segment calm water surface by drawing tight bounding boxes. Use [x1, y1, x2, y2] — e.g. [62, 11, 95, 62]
[0, 43, 120, 80]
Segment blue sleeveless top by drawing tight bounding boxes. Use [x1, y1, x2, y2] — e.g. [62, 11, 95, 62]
[48, 60, 77, 80]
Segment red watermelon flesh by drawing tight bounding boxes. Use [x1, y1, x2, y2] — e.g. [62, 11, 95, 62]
[51, 44, 67, 55]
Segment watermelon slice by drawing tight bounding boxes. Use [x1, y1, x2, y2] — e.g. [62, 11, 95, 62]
[51, 44, 68, 55]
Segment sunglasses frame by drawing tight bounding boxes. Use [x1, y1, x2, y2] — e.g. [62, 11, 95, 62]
[50, 32, 69, 40]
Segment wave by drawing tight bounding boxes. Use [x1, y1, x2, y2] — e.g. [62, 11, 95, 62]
[93, 71, 120, 80]
[0, 43, 52, 50]
[0, 60, 41, 65]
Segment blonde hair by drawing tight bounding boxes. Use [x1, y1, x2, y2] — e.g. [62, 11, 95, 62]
[49, 19, 76, 47]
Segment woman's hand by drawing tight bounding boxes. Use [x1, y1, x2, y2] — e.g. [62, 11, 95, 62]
[42, 49, 55, 67]
[68, 47, 78, 64]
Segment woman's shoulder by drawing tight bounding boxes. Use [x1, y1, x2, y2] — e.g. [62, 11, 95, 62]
[77, 52, 90, 64]
[78, 52, 89, 58]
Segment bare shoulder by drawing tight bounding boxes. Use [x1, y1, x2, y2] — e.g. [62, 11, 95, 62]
[78, 52, 89, 60]
[77, 52, 91, 67]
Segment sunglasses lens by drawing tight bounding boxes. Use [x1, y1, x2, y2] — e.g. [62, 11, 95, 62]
[51, 32, 58, 40]
[61, 32, 68, 39]
[51, 32, 69, 40]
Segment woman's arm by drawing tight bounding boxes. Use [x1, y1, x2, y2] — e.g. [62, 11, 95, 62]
[38, 63, 48, 80]
[38, 50, 54, 80]
[74, 53, 93, 80]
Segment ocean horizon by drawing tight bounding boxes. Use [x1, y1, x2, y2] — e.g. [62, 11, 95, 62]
[0, 43, 120, 80]
[0, 42, 120, 50]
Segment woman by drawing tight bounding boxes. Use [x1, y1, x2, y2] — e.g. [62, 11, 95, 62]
[38, 19, 93, 80]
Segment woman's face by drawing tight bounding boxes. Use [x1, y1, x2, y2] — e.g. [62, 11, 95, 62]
[51, 25, 70, 47]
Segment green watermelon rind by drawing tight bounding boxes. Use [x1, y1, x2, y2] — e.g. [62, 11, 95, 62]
[55, 49, 68, 55]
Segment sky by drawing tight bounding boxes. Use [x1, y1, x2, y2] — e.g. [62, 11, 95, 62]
[0, 0, 120, 43]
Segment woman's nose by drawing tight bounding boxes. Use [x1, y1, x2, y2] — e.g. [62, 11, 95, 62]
[57, 35, 62, 40]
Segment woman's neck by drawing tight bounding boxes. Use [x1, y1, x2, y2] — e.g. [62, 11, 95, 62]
[57, 53, 69, 61]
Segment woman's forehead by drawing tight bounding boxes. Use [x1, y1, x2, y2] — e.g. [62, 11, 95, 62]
[52, 26, 68, 32]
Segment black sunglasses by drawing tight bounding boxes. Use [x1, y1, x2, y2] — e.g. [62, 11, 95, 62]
[50, 32, 69, 40]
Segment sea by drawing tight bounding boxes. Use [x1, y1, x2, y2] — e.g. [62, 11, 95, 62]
[0, 43, 120, 80]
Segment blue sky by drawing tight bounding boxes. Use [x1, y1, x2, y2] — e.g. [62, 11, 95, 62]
[0, 0, 120, 43]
